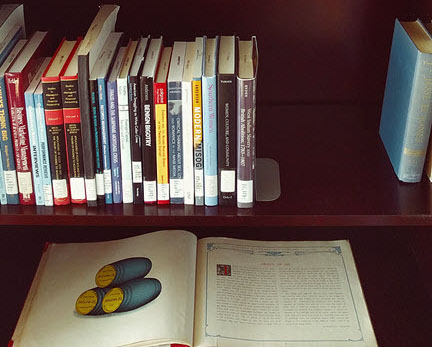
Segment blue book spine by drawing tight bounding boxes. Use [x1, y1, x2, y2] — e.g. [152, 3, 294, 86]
[0, 151, 7, 204]
[202, 75, 218, 206]
[167, 81, 184, 204]
[25, 91, 44, 205]
[380, 19, 432, 182]
[107, 79, 122, 203]
[0, 77, 19, 204]
[34, 91, 53, 206]
[98, 78, 113, 204]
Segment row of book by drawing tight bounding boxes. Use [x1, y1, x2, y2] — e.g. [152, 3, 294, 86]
[0, 4, 258, 208]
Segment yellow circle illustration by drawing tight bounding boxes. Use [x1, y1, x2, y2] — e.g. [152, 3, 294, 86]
[102, 287, 124, 313]
[95, 264, 116, 288]
[75, 290, 98, 315]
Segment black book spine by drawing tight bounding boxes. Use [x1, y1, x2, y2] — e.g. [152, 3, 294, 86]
[61, 77, 86, 204]
[129, 75, 143, 204]
[140, 76, 157, 204]
[42, 79, 70, 205]
[217, 73, 236, 205]
[90, 79, 105, 204]
[236, 78, 255, 208]
[78, 54, 97, 206]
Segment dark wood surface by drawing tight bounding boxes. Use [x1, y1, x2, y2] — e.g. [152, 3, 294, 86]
[2, 104, 432, 227]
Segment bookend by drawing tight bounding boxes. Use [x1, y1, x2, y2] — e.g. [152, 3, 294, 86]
[255, 158, 281, 202]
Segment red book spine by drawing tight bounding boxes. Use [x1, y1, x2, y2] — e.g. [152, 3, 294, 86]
[154, 81, 169, 204]
[4, 72, 35, 204]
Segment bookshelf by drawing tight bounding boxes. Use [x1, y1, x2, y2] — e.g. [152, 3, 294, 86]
[1, 0, 432, 346]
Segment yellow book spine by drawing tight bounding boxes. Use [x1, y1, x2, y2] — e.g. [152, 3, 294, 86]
[155, 103, 169, 202]
[192, 79, 204, 205]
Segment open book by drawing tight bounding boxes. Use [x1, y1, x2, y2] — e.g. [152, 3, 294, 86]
[11, 230, 377, 347]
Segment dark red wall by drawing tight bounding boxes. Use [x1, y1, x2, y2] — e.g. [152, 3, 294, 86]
[8, 1, 427, 103]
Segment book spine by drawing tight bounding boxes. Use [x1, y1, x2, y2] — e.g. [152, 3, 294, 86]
[202, 75, 218, 206]
[42, 78, 70, 205]
[168, 80, 184, 204]
[0, 77, 19, 204]
[192, 79, 204, 206]
[237, 78, 255, 208]
[0, 27, 23, 66]
[399, 55, 432, 182]
[182, 81, 194, 205]
[78, 55, 97, 206]
[5, 72, 35, 204]
[128, 75, 143, 204]
[61, 76, 86, 204]
[118, 77, 133, 204]
[217, 73, 236, 205]
[154, 81, 169, 204]
[90, 79, 105, 203]
[34, 92, 53, 206]
[141, 76, 157, 204]
[25, 92, 44, 205]
[0, 151, 6, 204]
[107, 79, 122, 203]
[97, 78, 113, 204]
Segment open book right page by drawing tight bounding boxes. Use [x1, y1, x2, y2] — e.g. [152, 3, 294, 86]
[193, 238, 377, 347]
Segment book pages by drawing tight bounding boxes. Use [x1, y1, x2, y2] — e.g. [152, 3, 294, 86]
[194, 238, 377, 347]
[13, 230, 197, 347]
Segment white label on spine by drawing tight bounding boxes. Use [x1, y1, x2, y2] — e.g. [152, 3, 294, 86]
[53, 179, 68, 199]
[85, 178, 97, 201]
[205, 175, 218, 198]
[70, 177, 86, 200]
[96, 173, 104, 195]
[43, 185, 53, 206]
[4, 170, 18, 194]
[158, 183, 169, 201]
[132, 161, 142, 183]
[221, 170, 235, 192]
[195, 170, 204, 197]
[103, 170, 112, 194]
[122, 179, 133, 203]
[144, 181, 156, 202]
[170, 178, 184, 198]
[17, 172, 33, 194]
[237, 179, 253, 203]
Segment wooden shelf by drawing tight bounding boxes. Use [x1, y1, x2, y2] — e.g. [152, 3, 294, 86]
[2, 104, 432, 227]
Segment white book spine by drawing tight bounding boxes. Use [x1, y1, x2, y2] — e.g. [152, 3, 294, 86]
[117, 77, 133, 203]
[182, 81, 194, 205]
[0, 151, 7, 204]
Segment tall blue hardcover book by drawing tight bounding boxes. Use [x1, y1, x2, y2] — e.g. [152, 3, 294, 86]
[167, 42, 186, 204]
[107, 46, 127, 203]
[380, 19, 432, 182]
[91, 32, 123, 204]
[202, 36, 219, 206]
[98, 78, 113, 204]
[34, 81, 54, 206]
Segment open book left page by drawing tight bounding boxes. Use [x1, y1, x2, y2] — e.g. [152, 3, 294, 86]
[11, 230, 197, 347]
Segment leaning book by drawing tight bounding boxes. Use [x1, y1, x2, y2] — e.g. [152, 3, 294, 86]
[380, 19, 432, 182]
[11, 230, 377, 347]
